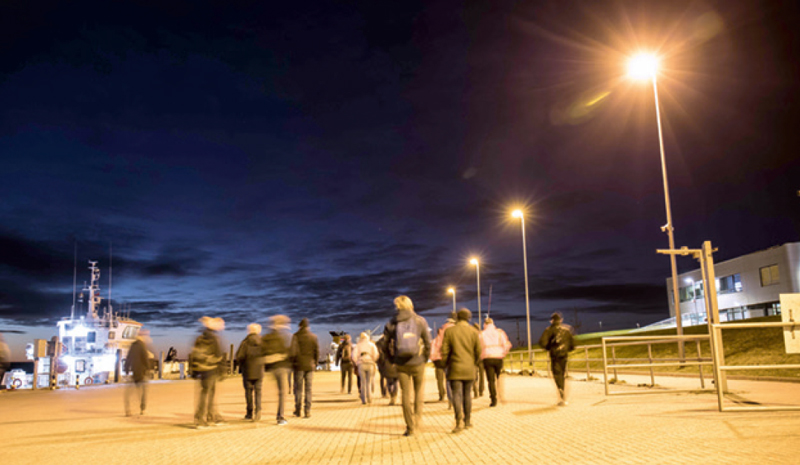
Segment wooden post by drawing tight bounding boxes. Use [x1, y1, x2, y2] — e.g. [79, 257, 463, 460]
[647, 343, 654, 386]
[696, 339, 705, 389]
[585, 346, 590, 380]
[158, 351, 164, 380]
[611, 346, 618, 382]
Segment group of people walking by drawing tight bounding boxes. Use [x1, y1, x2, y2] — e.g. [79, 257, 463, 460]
[122, 294, 575, 435]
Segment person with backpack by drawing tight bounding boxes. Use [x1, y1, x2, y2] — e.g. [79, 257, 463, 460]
[235, 323, 266, 421]
[290, 318, 319, 418]
[352, 332, 380, 404]
[335, 334, 355, 394]
[124, 328, 152, 416]
[382, 295, 432, 437]
[480, 317, 512, 407]
[191, 316, 226, 428]
[263, 314, 292, 425]
[538, 312, 575, 406]
[0, 333, 10, 390]
[441, 308, 482, 433]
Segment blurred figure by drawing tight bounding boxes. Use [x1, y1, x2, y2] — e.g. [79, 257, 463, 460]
[236, 323, 265, 421]
[263, 314, 292, 425]
[441, 308, 481, 433]
[383, 295, 431, 437]
[290, 318, 319, 418]
[430, 312, 456, 406]
[480, 318, 512, 407]
[375, 335, 398, 405]
[0, 333, 9, 389]
[124, 328, 152, 416]
[335, 334, 354, 394]
[471, 322, 486, 399]
[191, 316, 226, 428]
[538, 312, 575, 406]
[352, 332, 379, 404]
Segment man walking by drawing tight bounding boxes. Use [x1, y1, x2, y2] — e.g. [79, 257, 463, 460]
[263, 314, 292, 425]
[290, 318, 319, 418]
[480, 318, 512, 407]
[191, 317, 226, 428]
[383, 295, 431, 437]
[235, 323, 265, 421]
[335, 334, 354, 394]
[124, 328, 152, 416]
[538, 312, 575, 406]
[441, 308, 481, 433]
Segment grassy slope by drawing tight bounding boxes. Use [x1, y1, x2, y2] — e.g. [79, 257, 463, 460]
[509, 315, 800, 380]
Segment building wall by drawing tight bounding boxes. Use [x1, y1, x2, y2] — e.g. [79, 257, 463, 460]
[666, 242, 799, 323]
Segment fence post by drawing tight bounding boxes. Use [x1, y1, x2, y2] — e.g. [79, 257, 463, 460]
[158, 351, 164, 380]
[696, 339, 705, 389]
[585, 346, 590, 380]
[229, 344, 234, 376]
[611, 346, 618, 382]
[519, 352, 523, 373]
[602, 338, 609, 396]
[647, 343, 654, 386]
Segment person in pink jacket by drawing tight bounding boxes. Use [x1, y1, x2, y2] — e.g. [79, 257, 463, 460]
[480, 318, 512, 407]
[430, 311, 456, 405]
[352, 332, 380, 404]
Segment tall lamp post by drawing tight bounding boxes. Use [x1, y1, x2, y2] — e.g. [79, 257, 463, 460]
[628, 53, 684, 358]
[511, 210, 532, 364]
[447, 287, 456, 313]
[470, 258, 481, 327]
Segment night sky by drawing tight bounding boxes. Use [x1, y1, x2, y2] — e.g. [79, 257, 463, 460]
[2, 0, 798, 359]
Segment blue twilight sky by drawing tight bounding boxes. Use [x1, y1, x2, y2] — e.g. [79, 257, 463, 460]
[1, 0, 799, 358]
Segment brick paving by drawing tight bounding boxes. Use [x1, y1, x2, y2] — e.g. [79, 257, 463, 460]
[1, 367, 799, 465]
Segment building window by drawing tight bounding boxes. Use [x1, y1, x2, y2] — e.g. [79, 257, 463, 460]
[679, 286, 694, 302]
[716, 274, 742, 294]
[760, 264, 780, 286]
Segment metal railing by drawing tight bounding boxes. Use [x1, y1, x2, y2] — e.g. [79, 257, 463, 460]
[710, 321, 800, 412]
[601, 335, 714, 396]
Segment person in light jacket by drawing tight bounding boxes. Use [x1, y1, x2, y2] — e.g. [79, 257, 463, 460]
[352, 332, 380, 404]
[480, 318, 512, 407]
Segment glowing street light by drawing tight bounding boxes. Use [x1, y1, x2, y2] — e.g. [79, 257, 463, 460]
[447, 287, 456, 313]
[627, 52, 684, 357]
[511, 209, 532, 364]
[470, 258, 482, 327]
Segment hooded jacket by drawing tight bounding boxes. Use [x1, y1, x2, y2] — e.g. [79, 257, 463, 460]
[191, 329, 224, 373]
[290, 326, 320, 372]
[430, 319, 455, 362]
[441, 320, 482, 380]
[352, 337, 380, 366]
[236, 333, 266, 380]
[124, 337, 151, 382]
[480, 323, 513, 360]
[262, 326, 292, 370]
[383, 309, 432, 367]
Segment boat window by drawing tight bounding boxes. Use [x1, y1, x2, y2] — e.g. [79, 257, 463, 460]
[122, 326, 139, 339]
[76, 360, 86, 373]
[87, 332, 96, 343]
[108, 331, 115, 340]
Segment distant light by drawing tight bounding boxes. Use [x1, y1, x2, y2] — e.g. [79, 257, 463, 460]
[470, 258, 479, 266]
[447, 287, 454, 294]
[511, 210, 523, 219]
[685, 277, 695, 284]
[627, 53, 659, 80]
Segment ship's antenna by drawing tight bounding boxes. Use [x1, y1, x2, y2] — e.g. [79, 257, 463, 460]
[108, 242, 113, 323]
[71, 242, 77, 320]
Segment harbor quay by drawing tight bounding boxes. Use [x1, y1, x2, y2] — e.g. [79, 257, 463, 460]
[1, 367, 799, 465]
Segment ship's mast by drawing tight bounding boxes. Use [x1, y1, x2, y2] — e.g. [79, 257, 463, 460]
[85, 261, 102, 319]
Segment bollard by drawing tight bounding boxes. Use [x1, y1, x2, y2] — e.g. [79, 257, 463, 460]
[179, 362, 185, 380]
[647, 343, 654, 386]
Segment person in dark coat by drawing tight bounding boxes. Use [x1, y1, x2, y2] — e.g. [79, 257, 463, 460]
[382, 295, 432, 437]
[539, 312, 575, 406]
[124, 328, 152, 416]
[191, 316, 226, 428]
[375, 335, 399, 405]
[235, 323, 265, 421]
[263, 314, 292, 425]
[441, 308, 482, 433]
[335, 334, 355, 394]
[290, 318, 319, 418]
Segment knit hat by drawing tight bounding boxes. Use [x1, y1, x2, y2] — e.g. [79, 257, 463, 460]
[457, 308, 471, 321]
[299, 318, 309, 328]
[247, 323, 262, 335]
[551, 312, 563, 322]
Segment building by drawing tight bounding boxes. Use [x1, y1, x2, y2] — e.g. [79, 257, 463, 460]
[666, 242, 800, 325]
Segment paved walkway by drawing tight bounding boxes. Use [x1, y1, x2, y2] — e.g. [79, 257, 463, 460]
[1, 367, 799, 465]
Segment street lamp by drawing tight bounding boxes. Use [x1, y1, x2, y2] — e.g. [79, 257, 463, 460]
[627, 52, 684, 357]
[511, 209, 532, 364]
[470, 258, 481, 327]
[447, 287, 456, 313]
